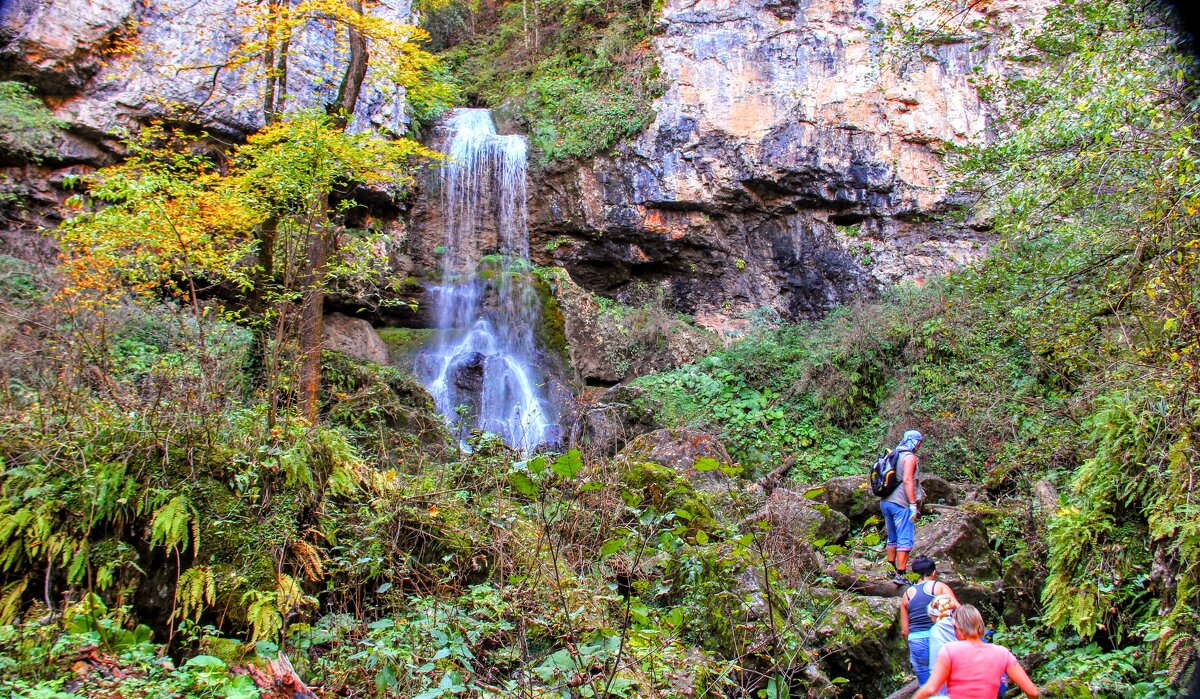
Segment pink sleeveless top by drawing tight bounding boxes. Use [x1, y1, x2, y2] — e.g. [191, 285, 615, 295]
[937, 641, 1017, 699]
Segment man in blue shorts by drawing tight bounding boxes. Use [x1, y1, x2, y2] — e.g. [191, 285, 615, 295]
[881, 430, 924, 584]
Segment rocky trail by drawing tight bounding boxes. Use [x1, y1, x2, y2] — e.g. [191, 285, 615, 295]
[580, 394, 1046, 697]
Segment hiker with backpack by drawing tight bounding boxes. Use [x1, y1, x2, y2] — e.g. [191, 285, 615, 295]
[900, 555, 960, 691]
[871, 429, 925, 584]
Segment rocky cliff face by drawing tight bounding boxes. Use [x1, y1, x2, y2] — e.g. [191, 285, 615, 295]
[3, 0, 1041, 332]
[0, 0, 412, 255]
[0, 0, 413, 143]
[524, 0, 1043, 328]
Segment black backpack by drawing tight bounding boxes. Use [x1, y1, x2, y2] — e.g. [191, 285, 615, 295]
[869, 449, 906, 497]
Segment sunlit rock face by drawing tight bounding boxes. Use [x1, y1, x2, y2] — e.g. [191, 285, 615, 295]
[1, 0, 1044, 330]
[528, 0, 1046, 327]
[0, 0, 413, 147]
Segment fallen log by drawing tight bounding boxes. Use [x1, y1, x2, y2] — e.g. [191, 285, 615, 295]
[884, 679, 918, 699]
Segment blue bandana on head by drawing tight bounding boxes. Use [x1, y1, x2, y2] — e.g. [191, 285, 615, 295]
[896, 430, 923, 452]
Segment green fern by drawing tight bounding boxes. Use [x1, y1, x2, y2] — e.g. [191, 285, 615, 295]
[175, 566, 216, 623]
[150, 494, 193, 553]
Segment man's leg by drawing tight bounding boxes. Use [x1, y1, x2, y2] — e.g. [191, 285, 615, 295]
[883, 502, 899, 572]
[894, 509, 914, 580]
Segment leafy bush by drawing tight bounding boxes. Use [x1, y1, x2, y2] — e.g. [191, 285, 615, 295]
[436, 0, 664, 161]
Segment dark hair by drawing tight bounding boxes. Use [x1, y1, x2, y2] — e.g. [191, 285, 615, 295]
[911, 555, 937, 577]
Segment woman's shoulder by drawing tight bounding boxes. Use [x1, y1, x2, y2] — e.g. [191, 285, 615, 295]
[944, 641, 1017, 663]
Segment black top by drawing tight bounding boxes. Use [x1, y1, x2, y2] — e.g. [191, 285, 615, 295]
[907, 580, 939, 633]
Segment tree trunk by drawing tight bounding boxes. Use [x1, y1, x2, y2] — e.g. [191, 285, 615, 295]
[297, 214, 328, 424]
[332, 0, 368, 127]
[252, 215, 278, 313]
[262, 0, 292, 121]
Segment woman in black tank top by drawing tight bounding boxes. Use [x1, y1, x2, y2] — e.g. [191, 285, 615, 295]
[901, 556, 961, 687]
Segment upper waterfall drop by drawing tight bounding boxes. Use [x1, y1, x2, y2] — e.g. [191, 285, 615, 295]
[417, 109, 560, 453]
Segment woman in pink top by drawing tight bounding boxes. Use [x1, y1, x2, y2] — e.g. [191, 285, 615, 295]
[913, 605, 1040, 699]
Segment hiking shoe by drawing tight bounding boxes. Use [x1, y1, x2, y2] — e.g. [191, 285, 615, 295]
[891, 572, 909, 586]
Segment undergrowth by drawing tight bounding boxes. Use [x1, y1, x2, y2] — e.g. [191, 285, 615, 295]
[429, 0, 665, 161]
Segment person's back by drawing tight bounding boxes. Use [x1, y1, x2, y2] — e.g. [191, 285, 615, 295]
[913, 605, 1039, 699]
[940, 641, 1017, 699]
[926, 595, 958, 697]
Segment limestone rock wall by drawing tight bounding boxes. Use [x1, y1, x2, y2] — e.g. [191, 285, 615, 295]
[2, 0, 1046, 334]
[0, 0, 413, 260]
[0, 0, 413, 148]
[528, 0, 1045, 326]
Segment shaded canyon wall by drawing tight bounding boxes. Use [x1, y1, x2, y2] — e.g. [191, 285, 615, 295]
[519, 0, 1046, 332]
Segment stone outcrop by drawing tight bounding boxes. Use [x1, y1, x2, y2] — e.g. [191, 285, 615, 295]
[524, 0, 1047, 327]
[912, 505, 999, 580]
[537, 268, 718, 384]
[322, 312, 391, 365]
[570, 384, 663, 456]
[616, 427, 734, 491]
[0, 0, 413, 146]
[816, 473, 960, 525]
[810, 588, 905, 696]
[756, 487, 851, 544]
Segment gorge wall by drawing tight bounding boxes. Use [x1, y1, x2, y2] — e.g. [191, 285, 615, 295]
[517, 0, 1045, 330]
[3, 0, 1042, 330]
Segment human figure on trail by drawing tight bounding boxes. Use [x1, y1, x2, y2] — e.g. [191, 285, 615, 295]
[882, 429, 924, 584]
[913, 605, 1040, 699]
[926, 593, 958, 697]
[900, 555, 959, 690]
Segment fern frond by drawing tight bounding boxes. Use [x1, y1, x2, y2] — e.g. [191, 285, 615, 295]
[0, 579, 29, 625]
[150, 494, 191, 551]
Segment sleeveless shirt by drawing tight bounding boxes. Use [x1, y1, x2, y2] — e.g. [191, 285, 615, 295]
[884, 450, 924, 507]
[907, 580, 939, 633]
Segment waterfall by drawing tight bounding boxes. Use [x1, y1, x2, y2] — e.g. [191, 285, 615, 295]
[417, 109, 558, 453]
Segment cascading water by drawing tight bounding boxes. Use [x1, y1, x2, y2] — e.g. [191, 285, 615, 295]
[417, 109, 558, 453]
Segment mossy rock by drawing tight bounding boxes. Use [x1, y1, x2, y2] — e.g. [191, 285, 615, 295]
[321, 351, 453, 459]
[376, 327, 436, 367]
[200, 635, 250, 665]
[532, 274, 570, 369]
[808, 588, 904, 696]
[1041, 678, 1095, 698]
[620, 461, 716, 533]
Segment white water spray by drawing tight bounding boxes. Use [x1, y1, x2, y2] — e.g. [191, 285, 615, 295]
[417, 109, 558, 452]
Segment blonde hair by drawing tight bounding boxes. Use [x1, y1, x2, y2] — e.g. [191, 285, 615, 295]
[927, 594, 956, 621]
[952, 604, 986, 638]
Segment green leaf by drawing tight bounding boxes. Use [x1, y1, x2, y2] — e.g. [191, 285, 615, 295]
[552, 450, 583, 479]
[692, 457, 720, 472]
[600, 538, 626, 557]
[694, 530, 709, 545]
[509, 472, 539, 497]
[184, 654, 226, 668]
